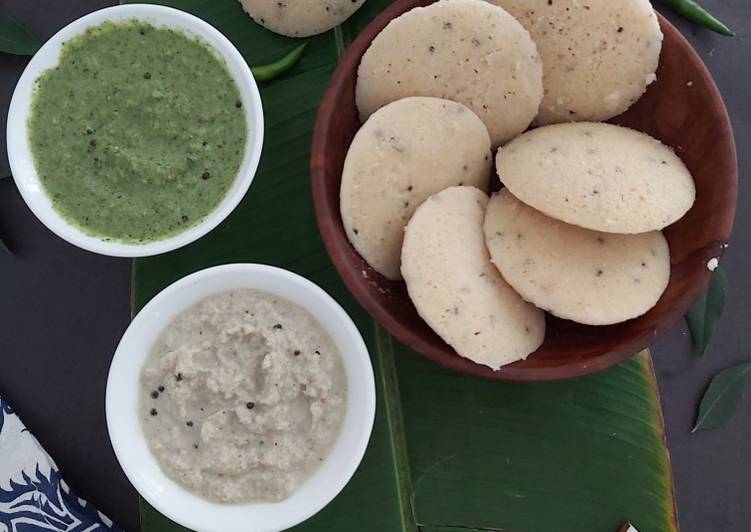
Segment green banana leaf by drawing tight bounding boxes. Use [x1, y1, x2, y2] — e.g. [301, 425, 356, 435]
[128, 1, 678, 530]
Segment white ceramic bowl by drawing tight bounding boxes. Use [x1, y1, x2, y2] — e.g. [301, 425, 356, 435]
[6, 4, 264, 257]
[106, 264, 376, 532]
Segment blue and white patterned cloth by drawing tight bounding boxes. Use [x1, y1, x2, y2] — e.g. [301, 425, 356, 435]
[0, 397, 123, 531]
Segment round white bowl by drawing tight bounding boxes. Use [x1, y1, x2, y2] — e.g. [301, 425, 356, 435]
[106, 264, 376, 532]
[6, 4, 264, 257]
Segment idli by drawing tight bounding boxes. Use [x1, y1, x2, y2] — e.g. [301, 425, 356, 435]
[356, 0, 543, 146]
[488, 0, 663, 124]
[484, 190, 670, 325]
[239, 0, 366, 37]
[341, 97, 492, 280]
[497, 122, 695, 233]
[401, 186, 545, 370]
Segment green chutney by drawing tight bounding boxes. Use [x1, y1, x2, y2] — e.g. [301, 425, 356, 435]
[28, 21, 247, 243]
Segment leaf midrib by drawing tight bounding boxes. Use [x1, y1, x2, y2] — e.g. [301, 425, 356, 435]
[376, 323, 419, 532]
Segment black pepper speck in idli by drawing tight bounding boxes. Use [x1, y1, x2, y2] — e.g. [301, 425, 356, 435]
[401, 186, 545, 370]
[239, 0, 366, 37]
[341, 97, 492, 280]
[356, 0, 543, 146]
[487, 0, 662, 124]
[484, 190, 670, 325]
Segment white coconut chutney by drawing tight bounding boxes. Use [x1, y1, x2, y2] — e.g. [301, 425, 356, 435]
[139, 289, 347, 503]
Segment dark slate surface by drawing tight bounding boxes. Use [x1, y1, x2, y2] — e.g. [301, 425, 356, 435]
[0, 1, 748, 531]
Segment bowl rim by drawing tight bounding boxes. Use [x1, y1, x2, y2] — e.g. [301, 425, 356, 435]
[105, 263, 376, 532]
[6, 3, 265, 258]
[310, 0, 738, 382]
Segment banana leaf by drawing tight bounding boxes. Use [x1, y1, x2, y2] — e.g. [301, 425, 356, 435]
[128, 1, 678, 530]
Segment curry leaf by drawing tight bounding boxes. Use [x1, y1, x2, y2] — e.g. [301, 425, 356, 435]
[0, 11, 41, 56]
[686, 266, 727, 355]
[1, 162, 13, 254]
[693, 361, 751, 432]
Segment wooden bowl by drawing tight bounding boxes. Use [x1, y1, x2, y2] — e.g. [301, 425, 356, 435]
[310, 0, 737, 381]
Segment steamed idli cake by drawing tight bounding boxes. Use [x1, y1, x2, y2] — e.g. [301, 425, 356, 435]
[239, 0, 366, 37]
[484, 190, 670, 325]
[356, 0, 543, 146]
[487, 0, 662, 124]
[401, 186, 545, 370]
[341, 97, 492, 280]
[497, 122, 695, 234]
